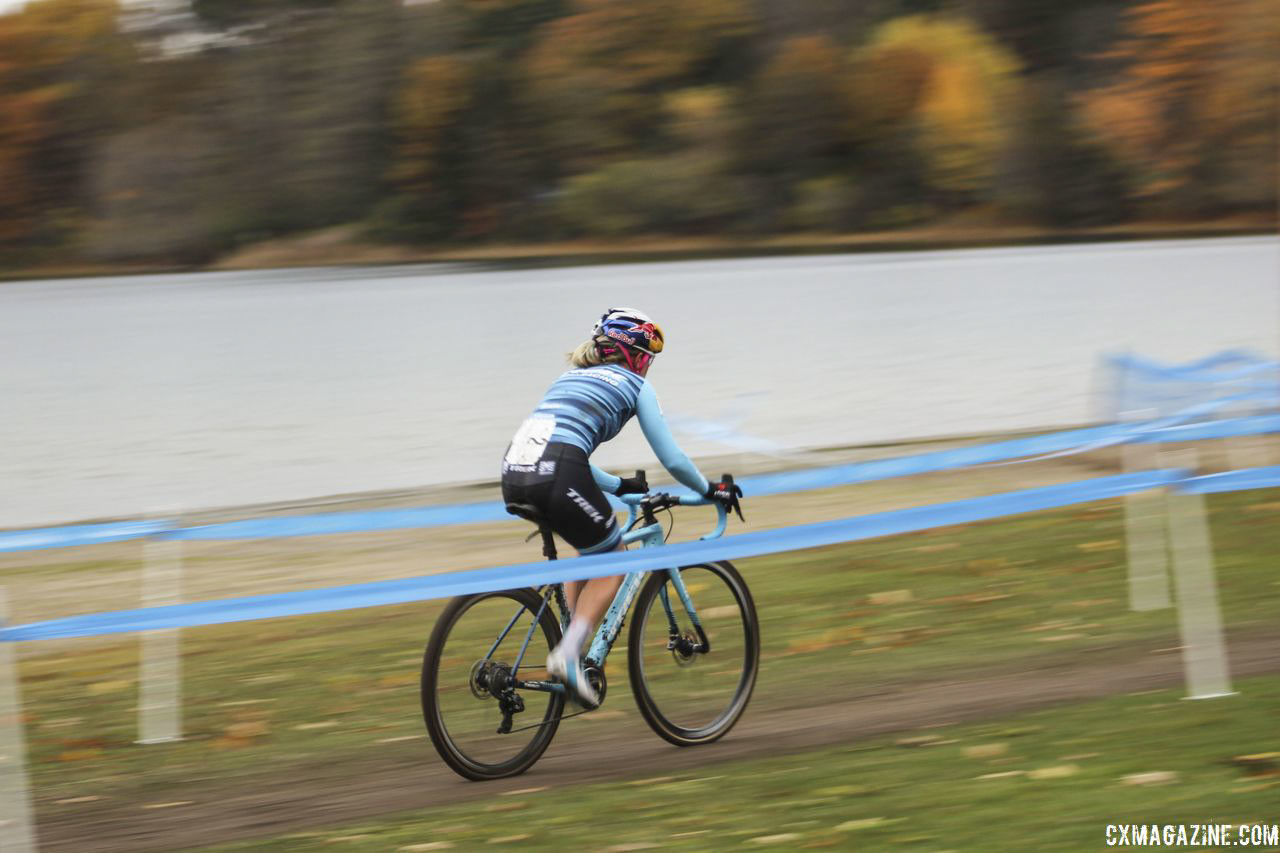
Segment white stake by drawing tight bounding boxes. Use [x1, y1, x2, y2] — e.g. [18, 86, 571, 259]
[138, 528, 183, 744]
[0, 589, 38, 853]
[1121, 438, 1171, 611]
[1164, 450, 1236, 699]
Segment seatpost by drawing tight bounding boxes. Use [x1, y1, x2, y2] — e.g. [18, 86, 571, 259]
[539, 524, 558, 560]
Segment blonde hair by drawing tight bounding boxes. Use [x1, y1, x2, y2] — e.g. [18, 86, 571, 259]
[568, 336, 625, 368]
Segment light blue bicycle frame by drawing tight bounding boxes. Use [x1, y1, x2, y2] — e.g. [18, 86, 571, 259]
[510, 493, 729, 697]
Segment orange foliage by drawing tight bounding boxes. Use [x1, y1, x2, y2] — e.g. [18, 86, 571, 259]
[524, 0, 755, 166]
[1079, 0, 1279, 205]
[0, 0, 125, 244]
[388, 56, 472, 194]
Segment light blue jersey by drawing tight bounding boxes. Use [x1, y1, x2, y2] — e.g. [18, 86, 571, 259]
[523, 364, 709, 496]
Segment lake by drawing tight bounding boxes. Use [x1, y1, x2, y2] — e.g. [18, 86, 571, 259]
[2, 236, 1276, 528]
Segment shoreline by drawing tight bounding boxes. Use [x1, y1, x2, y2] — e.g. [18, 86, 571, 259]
[3, 216, 1274, 283]
[0, 423, 1097, 533]
[7, 421, 1272, 534]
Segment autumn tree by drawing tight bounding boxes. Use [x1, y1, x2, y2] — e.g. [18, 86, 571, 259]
[381, 55, 473, 240]
[0, 0, 137, 249]
[87, 0, 410, 259]
[852, 15, 1022, 202]
[999, 76, 1132, 226]
[523, 0, 757, 171]
[1079, 0, 1279, 214]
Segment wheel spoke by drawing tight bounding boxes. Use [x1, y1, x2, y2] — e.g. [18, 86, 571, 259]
[423, 589, 564, 779]
[629, 563, 758, 745]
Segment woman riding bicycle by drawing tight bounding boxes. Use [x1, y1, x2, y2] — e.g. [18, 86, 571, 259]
[501, 307, 743, 708]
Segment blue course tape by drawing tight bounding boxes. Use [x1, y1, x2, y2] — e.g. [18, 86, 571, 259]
[164, 423, 1147, 541]
[0, 470, 1185, 643]
[1138, 415, 1280, 444]
[1108, 350, 1280, 382]
[0, 521, 171, 554]
[5, 415, 1278, 549]
[1177, 466, 1280, 495]
[167, 501, 512, 541]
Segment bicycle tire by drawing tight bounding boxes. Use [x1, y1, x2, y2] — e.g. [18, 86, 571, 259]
[422, 587, 565, 780]
[627, 561, 759, 746]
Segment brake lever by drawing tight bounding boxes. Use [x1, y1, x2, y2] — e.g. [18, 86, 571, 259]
[722, 473, 745, 522]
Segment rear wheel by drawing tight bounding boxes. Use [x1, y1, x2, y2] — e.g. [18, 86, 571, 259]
[422, 587, 565, 780]
[627, 561, 759, 746]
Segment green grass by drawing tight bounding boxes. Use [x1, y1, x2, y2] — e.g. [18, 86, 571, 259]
[199, 675, 1280, 851]
[17, 489, 1280, 808]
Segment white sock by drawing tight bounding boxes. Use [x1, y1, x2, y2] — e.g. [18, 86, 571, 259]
[560, 618, 590, 658]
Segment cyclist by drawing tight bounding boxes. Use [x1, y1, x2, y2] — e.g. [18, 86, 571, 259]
[501, 307, 743, 708]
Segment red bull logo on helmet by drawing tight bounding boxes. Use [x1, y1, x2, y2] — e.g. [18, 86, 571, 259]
[627, 322, 664, 352]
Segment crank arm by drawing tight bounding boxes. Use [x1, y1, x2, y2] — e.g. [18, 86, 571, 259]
[513, 679, 566, 694]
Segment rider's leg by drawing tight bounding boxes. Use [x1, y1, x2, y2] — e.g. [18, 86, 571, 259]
[562, 579, 584, 615]
[560, 544, 625, 656]
[547, 543, 625, 707]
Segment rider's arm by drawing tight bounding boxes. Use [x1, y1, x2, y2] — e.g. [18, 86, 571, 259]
[590, 464, 622, 495]
[635, 382, 711, 496]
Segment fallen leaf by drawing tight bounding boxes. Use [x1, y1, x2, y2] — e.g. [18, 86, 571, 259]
[816, 785, 873, 797]
[1077, 540, 1120, 552]
[786, 626, 864, 655]
[964, 743, 1009, 759]
[1029, 765, 1079, 780]
[41, 718, 85, 729]
[485, 801, 527, 812]
[836, 818, 899, 831]
[398, 844, 455, 851]
[1122, 771, 1178, 785]
[142, 801, 193, 809]
[627, 776, 675, 786]
[747, 834, 802, 845]
[486, 834, 531, 844]
[225, 721, 269, 740]
[87, 681, 130, 696]
[868, 590, 912, 605]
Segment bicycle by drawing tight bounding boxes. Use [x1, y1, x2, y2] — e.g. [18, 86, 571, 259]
[420, 473, 759, 780]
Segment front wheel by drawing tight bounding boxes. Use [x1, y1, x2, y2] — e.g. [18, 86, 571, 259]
[627, 561, 759, 746]
[422, 587, 565, 780]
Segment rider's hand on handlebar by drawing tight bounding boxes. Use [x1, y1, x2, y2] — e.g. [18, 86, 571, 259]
[704, 474, 745, 521]
[616, 473, 648, 495]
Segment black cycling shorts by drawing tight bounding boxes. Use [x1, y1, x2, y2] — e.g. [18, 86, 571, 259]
[501, 442, 622, 554]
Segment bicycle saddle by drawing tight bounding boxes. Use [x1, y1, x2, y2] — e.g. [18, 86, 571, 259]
[505, 502, 547, 526]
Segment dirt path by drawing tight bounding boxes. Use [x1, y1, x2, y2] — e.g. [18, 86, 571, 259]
[33, 632, 1280, 852]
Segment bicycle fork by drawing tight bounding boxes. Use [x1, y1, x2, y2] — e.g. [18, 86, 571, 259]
[658, 566, 710, 657]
